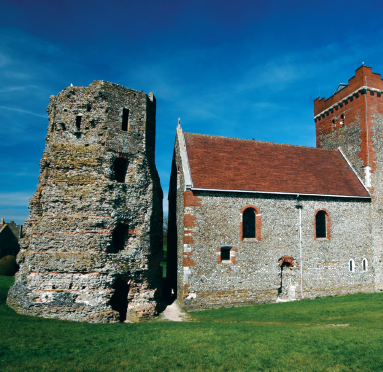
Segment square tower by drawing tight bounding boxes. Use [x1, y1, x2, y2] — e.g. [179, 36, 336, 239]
[315, 65, 383, 290]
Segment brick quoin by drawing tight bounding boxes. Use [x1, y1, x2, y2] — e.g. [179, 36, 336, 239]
[240, 205, 262, 241]
[183, 235, 194, 244]
[183, 253, 196, 267]
[184, 191, 202, 207]
[314, 208, 332, 240]
[183, 284, 190, 298]
[183, 214, 197, 227]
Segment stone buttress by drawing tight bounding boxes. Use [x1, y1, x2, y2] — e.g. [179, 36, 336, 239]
[7, 81, 163, 323]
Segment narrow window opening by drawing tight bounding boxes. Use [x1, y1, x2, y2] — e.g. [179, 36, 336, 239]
[349, 259, 355, 272]
[113, 157, 128, 183]
[340, 114, 345, 126]
[221, 247, 231, 261]
[370, 90, 374, 96]
[121, 108, 129, 131]
[110, 277, 130, 322]
[316, 211, 326, 238]
[111, 223, 128, 253]
[76, 116, 82, 131]
[362, 258, 368, 271]
[243, 208, 256, 238]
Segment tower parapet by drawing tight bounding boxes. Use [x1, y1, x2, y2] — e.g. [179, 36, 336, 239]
[7, 81, 163, 322]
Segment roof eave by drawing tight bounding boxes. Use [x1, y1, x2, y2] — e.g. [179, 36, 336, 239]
[190, 187, 371, 199]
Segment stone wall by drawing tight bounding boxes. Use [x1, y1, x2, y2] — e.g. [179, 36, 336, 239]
[169, 130, 373, 311]
[315, 66, 383, 291]
[176, 191, 373, 311]
[7, 81, 163, 323]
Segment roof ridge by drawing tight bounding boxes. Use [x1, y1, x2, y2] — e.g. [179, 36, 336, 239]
[183, 132, 336, 152]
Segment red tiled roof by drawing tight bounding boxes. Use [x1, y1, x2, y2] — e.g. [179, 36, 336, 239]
[183, 132, 370, 197]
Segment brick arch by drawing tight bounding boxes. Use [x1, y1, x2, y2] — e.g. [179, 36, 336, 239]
[314, 208, 332, 240]
[240, 205, 262, 241]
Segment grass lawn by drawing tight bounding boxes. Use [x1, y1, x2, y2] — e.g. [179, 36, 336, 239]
[2, 276, 383, 371]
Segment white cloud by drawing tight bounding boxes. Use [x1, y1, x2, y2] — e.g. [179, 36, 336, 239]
[0, 207, 29, 225]
[0, 192, 31, 208]
[0, 105, 47, 118]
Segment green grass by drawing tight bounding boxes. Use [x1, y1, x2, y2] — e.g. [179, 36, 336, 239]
[2, 276, 383, 371]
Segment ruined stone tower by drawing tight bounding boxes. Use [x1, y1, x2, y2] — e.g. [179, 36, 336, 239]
[7, 81, 163, 322]
[314, 65, 383, 291]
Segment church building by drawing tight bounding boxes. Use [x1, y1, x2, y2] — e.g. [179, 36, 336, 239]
[168, 65, 383, 311]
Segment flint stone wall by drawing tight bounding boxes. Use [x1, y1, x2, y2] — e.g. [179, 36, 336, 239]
[7, 81, 163, 323]
[169, 133, 373, 311]
[177, 191, 373, 311]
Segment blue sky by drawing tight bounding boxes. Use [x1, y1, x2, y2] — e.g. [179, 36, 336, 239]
[1, 0, 383, 224]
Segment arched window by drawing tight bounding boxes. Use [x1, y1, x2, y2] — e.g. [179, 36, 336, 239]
[349, 259, 355, 272]
[240, 206, 261, 241]
[243, 208, 256, 238]
[315, 210, 327, 238]
[362, 258, 368, 272]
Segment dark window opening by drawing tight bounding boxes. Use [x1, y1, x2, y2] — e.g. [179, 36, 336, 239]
[349, 260, 354, 272]
[110, 277, 130, 322]
[221, 247, 231, 261]
[76, 116, 82, 131]
[243, 208, 256, 238]
[370, 90, 374, 96]
[316, 211, 326, 238]
[111, 223, 129, 253]
[87, 104, 92, 112]
[378, 92, 381, 97]
[121, 108, 129, 131]
[362, 259, 367, 271]
[113, 157, 128, 183]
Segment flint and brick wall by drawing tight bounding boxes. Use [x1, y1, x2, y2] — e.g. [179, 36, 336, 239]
[315, 66, 383, 291]
[179, 191, 373, 311]
[169, 132, 373, 311]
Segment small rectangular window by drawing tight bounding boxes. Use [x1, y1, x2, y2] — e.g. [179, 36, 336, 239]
[221, 247, 231, 261]
[122, 108, 129, 131]
[76, 116, 82, 131]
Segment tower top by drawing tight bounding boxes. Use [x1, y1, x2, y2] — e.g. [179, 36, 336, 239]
[314, 66, 383, 117]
